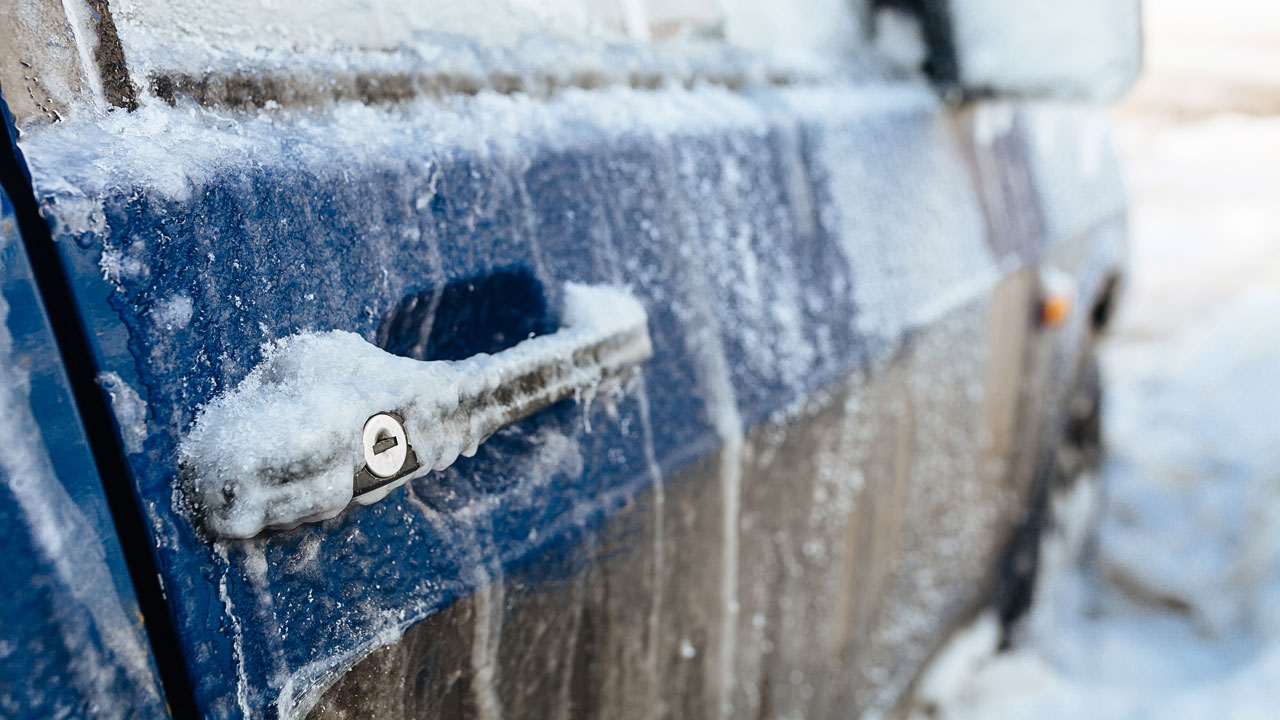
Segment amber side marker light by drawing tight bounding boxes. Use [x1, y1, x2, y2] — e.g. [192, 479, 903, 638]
[1039, 269, 1077, 329]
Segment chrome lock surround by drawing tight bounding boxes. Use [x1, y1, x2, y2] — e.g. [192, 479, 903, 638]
[353, 412, 420, 500]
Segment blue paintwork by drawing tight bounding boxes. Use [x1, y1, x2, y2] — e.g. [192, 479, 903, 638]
[22, 85, 955, 718]
[0, 180, 168, 717]
[4, 77, 1123, 717]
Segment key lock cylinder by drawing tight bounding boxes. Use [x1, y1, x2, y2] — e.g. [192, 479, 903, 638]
[354, 412, 420, 499]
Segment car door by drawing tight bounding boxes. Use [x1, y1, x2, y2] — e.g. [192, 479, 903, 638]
[0, 2, 1128, 718]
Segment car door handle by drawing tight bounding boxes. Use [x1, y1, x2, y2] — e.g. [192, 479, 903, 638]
[181, 282, 652, 539]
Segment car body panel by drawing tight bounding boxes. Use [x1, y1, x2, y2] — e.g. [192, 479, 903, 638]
[0, 178, 168, 719]
[1, 3, 1128, 715]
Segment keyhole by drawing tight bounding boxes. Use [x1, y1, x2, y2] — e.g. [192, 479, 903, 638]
[372, 434, 398, 455]
[362, 412, 409, 478]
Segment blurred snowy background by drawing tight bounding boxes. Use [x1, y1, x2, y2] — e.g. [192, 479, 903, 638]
[909, 1, 1280, 717]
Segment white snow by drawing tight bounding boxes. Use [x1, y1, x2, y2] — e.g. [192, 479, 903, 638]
[872, 6, 927, 72]
[949, 0, 1141, 99]
[111, 0, 631, 53]
[803, 83, 996, 350]
[107, 0, 870, 74]
[150, 293, 194, 332]
[97, 370, 149, 455]
[91, 0, 878, 122]
[180, 282, 651, 538]
[719, 0, 867, 61]
[21, 80, 917, 209]
[57, 0, 108, 109]
[907, 3, 1280, 716]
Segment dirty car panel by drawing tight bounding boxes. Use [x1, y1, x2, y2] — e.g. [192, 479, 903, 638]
[0, 1, 1129, 718]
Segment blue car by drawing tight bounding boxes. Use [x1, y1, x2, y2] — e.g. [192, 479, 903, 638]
[0, 1, 1138, 717]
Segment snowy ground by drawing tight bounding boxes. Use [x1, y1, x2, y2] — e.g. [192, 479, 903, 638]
[907, 3, 1280, 718]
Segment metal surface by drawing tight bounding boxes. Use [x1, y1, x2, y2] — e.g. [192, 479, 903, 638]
[308, 301, 1024, 719]
[0, 178, 168, 718]
[353, 411, 421, 501]
[2, 29, 1127, 718]
[361, 413, 413, 480]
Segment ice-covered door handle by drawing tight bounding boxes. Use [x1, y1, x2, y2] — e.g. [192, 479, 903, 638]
[182, 283, 652, 539]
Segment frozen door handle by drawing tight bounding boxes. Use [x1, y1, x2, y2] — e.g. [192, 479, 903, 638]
[181, 283, 652, 539]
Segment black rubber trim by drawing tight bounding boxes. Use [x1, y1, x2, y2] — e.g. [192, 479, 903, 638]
[0, 99, 199, 718]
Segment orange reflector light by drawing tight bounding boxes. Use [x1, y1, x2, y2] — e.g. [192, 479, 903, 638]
[1041, 293, 1072, 328]
[1038, 269, 1076, 329]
